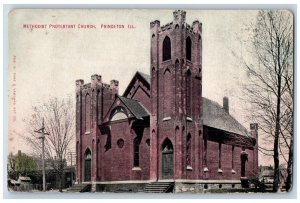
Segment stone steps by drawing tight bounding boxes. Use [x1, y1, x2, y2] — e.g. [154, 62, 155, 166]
[144, 182, 174, 193]
[66, 183, 91, 192]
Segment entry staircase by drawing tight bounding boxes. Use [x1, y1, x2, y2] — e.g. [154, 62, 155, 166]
[144, 182, 174, 193]
[66, 183, 91, 192]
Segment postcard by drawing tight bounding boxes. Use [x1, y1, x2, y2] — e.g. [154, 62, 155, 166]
[7, 8, 294, 194]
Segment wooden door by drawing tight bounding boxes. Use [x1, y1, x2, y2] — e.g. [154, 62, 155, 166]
[84, 159, 91, 181]
[162, 151, 173, 179]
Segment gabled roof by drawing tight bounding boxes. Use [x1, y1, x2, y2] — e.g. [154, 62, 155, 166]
[123, 71, 151, 97]
[137, 71, 151, 84]
[118, 96, 150, 120]
[122, 72, 251, 137]
[202, 97, 250, 137]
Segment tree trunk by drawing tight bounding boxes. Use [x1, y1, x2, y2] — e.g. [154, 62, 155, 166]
[286, 131, 293, 191]
[273, 43, 282, 192]
[59, 172, 63, 192]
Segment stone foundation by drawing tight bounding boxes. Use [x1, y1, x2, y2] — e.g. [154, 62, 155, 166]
[174, 181, 243, 193]
[93, 180, 253, 193]
[96, 183, 147, 193]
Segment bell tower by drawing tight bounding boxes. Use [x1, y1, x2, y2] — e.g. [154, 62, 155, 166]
[149, 10, 203, 181]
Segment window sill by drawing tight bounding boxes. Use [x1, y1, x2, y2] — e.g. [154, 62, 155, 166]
[162, 59, 172, 64]
[186, 117, 193, 122]
[186, 166, 193, 171]
[85, 131, 91, 135]
[203, 167, 209, 172]
[218, 168, 223, 173]
[163, 117, 171, 121]
[231, 169, 236, 174]
[132, 167, 142, 171]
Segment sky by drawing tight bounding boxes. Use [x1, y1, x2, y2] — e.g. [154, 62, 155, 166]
[8, 9, 272, 164]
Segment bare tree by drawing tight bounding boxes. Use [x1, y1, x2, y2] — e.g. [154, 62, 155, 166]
[23, 96, 75, 192]
[280, 66, 293, 191]
[235, 10, 293, 192]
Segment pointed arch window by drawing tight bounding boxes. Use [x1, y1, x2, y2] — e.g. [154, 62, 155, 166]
[85, 149, 91, 159]
[84, 148, 91, 181]
[163, 36, 171, 61]
[186, 70, 192, 117]
[186, 133, 192, 167]
[85, 93, 91, 133]
[186, 37, 192, 61]
[164, 69, 172, 117]
[133, 137, 140, 167]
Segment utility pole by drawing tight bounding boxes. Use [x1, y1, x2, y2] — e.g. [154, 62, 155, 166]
[35, 118, 49, 192]
[67, 151, 76, 187]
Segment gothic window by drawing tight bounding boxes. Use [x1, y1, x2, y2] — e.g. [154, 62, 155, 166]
[204, 131, 207, 167]
[231, 145, 236, 174]
[186, 133, 191, 166]
[164, 69, 172, 117]
[219, 143, 222, 170]
[76, 141, 79, 164]
[97, 139, 100, 177]
[85, 148, 91, 160]
[163, 36, 171, 61]
[186, 70, 192, 117]
[97, 90, 101, 123]
[84, 148, 91, 181]
[85, 93, 91, 133]
[186, 37, 192, 61]
[133, 137, 140, 167]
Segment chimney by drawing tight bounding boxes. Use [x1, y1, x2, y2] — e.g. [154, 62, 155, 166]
[223, 96, 229, 113]
[250, 123, 258, 132]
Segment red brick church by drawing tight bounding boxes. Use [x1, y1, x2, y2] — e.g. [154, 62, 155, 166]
[75, 10, 258, 192]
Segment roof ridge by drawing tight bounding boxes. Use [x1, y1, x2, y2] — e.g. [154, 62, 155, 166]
[119, 95, 139, 102]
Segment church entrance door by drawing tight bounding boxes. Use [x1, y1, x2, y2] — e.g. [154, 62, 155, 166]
[161, 139, 173, 179]
[84, 149, 92, 182]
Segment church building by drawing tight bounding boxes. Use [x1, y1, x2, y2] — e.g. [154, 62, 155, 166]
[75, 10, 258, 192]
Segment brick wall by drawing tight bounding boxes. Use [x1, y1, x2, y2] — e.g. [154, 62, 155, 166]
[100, 121, 150, 181]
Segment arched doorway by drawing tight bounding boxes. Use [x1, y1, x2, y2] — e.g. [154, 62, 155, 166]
[84, 149, 92, 181]
[161, 138, 174, 179]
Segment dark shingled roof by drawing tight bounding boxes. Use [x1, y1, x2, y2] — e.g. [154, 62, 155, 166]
[118, 96, 150, 120]
[202, 97, 250, 137]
